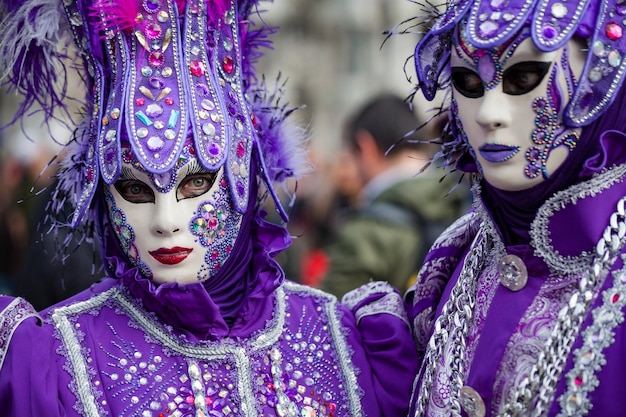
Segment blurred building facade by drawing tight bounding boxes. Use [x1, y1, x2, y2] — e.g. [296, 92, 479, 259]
[255, 0, 423, 160]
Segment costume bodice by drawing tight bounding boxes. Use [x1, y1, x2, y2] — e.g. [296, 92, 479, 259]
[406, 161, 626, 416]
[0, 277, 419, 417]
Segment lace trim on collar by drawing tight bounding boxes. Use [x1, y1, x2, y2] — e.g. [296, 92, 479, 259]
[531, 162, 626, 274]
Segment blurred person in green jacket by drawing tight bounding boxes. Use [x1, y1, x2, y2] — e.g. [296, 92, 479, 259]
[320, 93, 469, 298]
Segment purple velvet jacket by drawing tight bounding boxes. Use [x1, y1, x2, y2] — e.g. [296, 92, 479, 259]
[406, 131, 626, 416]
[0, 215, 417, 416]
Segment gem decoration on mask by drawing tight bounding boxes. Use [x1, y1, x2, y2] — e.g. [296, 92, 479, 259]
[106, 189, 152, 277]
[223, 56, 235, 74]
[190, 187, 241, 279]
[167, 110, 179, 128]
[148, 50, 165, 67]
[606, 22, 623, 41]
[155, 87, 171, 102]
[106, 130, 117, 143]
[147, 136, 164, 151]
[136, 111, 153, 126]
[146, 22, 162, 40]
[143, 0, 161, 13]
[209, 143, 221, 156]
[551, 3, 568, 19]
[152, 170, 174, 190]
[608, 50, 622, 67]
[139, 86, 155, 100]
[567, 4, 626, 124]
[196, 84, 209, 96]
[146, 103, 163, 117]
[149, 77, 164, 89]
[201, 99, 215, 111]
[164, 129, 176, 140]
[236, 141, 245, 158]
[524, 55, 579, 180]
[190, 59, 205, 77]
[202, 123, 216, 137]
[454, 23, 528, 90]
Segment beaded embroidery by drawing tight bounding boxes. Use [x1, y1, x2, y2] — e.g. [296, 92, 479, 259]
[50, 282, 365, 417]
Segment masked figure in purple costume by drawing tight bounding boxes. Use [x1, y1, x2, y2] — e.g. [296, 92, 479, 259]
[405, 0, 626, 416]
[0, 1, 418, 416]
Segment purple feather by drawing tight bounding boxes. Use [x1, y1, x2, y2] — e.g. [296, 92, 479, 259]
[0, 0, 73, 131]
[249, 75, 310, 184]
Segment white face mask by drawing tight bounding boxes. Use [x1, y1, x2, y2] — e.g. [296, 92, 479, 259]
[450, 27, 586, 191]
[106, 150, 243, 285]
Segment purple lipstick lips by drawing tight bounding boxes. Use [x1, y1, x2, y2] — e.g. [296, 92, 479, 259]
[478, 143, 521, 163]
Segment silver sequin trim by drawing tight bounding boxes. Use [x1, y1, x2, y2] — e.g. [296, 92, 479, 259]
[353, 292, 410, 329]
[0, 297, 40, 371]
[531, 163, 626, 275]
[341, 280, 396, 310]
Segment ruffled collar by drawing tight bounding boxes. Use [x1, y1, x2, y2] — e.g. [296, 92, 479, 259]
[101, 210, 291, 342]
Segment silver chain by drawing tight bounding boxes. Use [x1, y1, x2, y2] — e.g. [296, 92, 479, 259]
[501, 195, 626, 417]
[414, 195, 626, 417]
[415, 232, 489, 417]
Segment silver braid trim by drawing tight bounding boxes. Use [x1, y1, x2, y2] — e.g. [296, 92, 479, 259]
[0, 298, 40, 372]
[412, 229, 488, 417]
[51, 287, 287, 417]
[353, 292, 410, 329]
[531, 163, 626, 275]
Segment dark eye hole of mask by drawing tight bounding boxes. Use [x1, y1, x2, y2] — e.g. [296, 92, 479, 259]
[451, 67, 484, 98]
[114, 180, 155, 204]
[502, 61, 551, 95]
[451, 61, 552, 98]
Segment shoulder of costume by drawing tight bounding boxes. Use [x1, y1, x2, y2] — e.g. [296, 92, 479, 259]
[0, 297, 41, 371]
[282, 280, 337, 304]
[342, 281, 409, 328]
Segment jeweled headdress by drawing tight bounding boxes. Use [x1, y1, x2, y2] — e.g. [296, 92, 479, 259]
[402, 0, 626, 177]
[415, 0, 626, 127]
[0, 0, 307, 235]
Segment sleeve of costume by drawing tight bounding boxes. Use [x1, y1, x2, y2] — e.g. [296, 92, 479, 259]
[342, 282, 419, 417]
[0, 296, 66, 417]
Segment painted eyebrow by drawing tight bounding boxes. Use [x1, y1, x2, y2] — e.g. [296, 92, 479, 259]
[183, 159, 214, 176]
[119, 166, 142, 181]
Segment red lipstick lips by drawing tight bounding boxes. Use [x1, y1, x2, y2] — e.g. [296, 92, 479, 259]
[149, 247, 193, 265]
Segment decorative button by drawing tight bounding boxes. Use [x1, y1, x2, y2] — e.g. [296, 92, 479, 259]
[498, 254, 528, 291]
[460, 386, 486, 417]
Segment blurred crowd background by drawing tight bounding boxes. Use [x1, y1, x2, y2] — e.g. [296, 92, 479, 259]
[0, 0, 462, 307]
